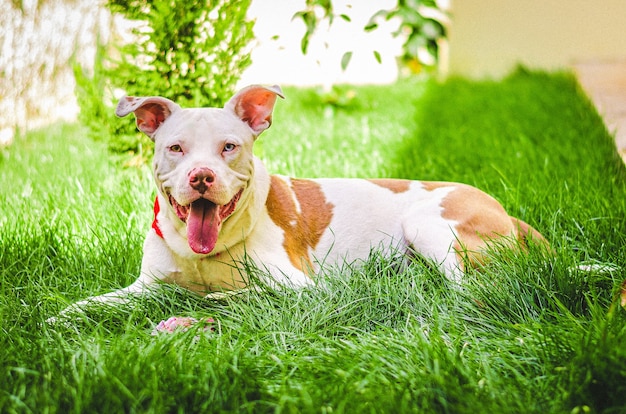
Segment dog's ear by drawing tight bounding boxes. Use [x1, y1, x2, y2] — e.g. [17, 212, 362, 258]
[225, 85, 284, 136]
[115, 96, 181, 140]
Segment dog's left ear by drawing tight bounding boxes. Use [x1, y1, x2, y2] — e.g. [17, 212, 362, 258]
[225, 85, 284, 136]
[115, 96, 181, 140]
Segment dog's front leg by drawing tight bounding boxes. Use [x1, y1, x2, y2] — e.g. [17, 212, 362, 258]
[46, 274, 165, 324]
[49, 279, 155, 321]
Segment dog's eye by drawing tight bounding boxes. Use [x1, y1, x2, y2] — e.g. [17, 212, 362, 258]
[223, 143, 236, 153]
[169, 144, 183, 153]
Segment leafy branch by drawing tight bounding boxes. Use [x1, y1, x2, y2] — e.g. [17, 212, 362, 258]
[293, 0, 449, 71]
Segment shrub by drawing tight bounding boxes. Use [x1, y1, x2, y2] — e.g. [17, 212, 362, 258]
[74, 0, 254, 160]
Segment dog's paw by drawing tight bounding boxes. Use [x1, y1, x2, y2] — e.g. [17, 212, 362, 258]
[45, 303, 88, 327]
[574, 262, 620, 274]
[151, 316, 215, 336]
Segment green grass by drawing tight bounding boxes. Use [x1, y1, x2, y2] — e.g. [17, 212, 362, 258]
[2, 69, 626, 413]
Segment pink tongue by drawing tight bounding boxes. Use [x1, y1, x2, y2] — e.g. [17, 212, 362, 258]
[187, 199, 221, 254]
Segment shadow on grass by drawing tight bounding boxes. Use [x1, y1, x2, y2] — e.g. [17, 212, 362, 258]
[391, 67, 626, 252]
[387, 68, 626, 413]
[392, 68, 626, 185]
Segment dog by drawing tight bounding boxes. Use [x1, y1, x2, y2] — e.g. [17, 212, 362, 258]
[51, 84, 548, 319]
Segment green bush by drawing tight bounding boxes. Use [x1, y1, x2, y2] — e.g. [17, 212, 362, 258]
[75, 0, 254, 160]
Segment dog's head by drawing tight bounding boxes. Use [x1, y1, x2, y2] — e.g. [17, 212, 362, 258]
[116, 85, 284, 255]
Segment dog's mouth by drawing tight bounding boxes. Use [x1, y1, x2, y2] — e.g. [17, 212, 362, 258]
[168, 190, 243, 255]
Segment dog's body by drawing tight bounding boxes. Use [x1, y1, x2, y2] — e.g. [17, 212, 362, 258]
[54, 85, 547, 317]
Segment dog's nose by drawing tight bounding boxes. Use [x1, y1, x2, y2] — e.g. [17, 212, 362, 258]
[188, 167, 216, 193]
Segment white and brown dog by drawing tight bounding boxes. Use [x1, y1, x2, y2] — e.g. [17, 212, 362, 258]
[53, 85, 548, 317]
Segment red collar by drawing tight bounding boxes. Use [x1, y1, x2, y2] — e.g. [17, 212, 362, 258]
[152, 197, 164, 239]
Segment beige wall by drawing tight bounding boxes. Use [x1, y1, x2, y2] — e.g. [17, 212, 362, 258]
[446, 0, 626, 78]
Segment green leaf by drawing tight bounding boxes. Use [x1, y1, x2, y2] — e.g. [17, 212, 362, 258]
[364, 9, 388, 31]
[364, 22, 378, 31]
[339, 14, 351, 22]
[373, 50, 382, 64]
[301, 36, 310, 55]
[341, 51, 353, 71]
[291, 10, 307, 22]
[294, 10, 318, 54]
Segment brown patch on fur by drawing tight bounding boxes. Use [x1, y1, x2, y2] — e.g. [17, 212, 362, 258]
[266, 176, 334, 272]
[424, 181, 550, 270]
[425, 182, 520, 270]
[420, 181, 455, 192]
[368, 179, 411, 193]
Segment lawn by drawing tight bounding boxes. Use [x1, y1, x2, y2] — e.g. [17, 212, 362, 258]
[1, 69, 626, 413]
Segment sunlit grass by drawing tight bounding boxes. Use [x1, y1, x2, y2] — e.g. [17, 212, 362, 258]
[1, 70, 625, 413]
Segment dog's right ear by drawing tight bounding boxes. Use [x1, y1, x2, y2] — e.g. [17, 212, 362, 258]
[115, 96, 181, 140]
